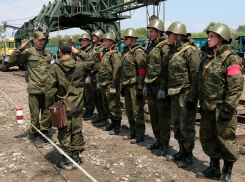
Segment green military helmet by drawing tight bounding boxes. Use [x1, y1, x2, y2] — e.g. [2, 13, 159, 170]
[206, 23, 230, 42]
[91, 30, 104, 40]
[166, 21, 187, 36]
[79, 33, 91, 41]
[146, 19, 165, 32]
[102, 32, 115, 42]
[121, 28, 138, 39]
[70, 36, 76, 43]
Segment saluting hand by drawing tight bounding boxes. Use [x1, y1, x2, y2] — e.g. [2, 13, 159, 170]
[21, 38, 33, 49]
[71, 46, 78, 54]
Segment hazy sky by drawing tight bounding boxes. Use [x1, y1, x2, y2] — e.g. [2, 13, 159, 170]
[1, 0, 245, 38]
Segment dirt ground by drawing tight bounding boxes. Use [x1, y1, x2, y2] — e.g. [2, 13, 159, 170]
[0, 68, 245, 182]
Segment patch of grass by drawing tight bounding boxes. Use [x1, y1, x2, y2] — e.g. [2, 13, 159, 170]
[9, 150, 15, 154]
[0, 116, 16, 125]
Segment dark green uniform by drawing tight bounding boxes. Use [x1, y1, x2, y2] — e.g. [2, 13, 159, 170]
[145, 36, 171, 146]
[89, 43, 106, 119]
[45, 57, 94, 156]
[80, 43, 95, 112]
[9, 47, 53, 134]
[168, 37, 201, 153]
[198, 44, 244, 162]
[97, 44, 122, 120]
[122, 43, 146, 138]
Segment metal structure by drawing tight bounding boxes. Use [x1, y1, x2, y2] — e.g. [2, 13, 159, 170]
[3, 0, 167, 47]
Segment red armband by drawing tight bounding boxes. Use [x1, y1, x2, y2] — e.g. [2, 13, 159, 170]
[100, 54, 103, 61]
[227, 65, 241, 75]
[138, 68, 147, 75]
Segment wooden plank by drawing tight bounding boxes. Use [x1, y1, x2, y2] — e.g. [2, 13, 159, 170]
[237, 115, 245, 124]
[239, 99, 245, 105]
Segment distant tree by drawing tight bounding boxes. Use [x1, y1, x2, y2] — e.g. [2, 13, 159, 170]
[203, 22, 218, 33]
[236, 25, 245, 32]
[0, 26, 6, 41]
[191, 32, 207, 37]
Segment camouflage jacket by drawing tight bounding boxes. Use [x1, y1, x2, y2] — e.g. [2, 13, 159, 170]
[75, 43, 93, 62]
[90, 43, 103, 73]
[9, 47, 53, 94]
[97, 44, 122, 88]
[121, 43, 146, 90]
[145, 36, 170, 90]
[198, 44, 244, 111]
[168, 37, 201, 102]
[45, 57, 94, 117]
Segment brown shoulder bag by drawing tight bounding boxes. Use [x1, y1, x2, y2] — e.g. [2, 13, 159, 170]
[49, 62, 78, 128]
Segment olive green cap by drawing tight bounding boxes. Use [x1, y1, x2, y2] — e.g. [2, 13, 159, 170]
[166, 21, 187, 36]
[146, 19, 165, 32]
[91, 30, 104, 40]
[121, 28, 138, 39]
[33, 31, 48, 40]
[58, 38, 72, 47]
[206, 23, 230, 42]
[70, 36, 76, 43]
[102, 33, 115, 42]
[79, 33, 91, 41]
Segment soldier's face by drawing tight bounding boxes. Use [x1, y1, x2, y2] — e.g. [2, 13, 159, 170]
[81, 39, 90, 46]
[208, 32, 223, 48]
[124, 37, 135, 47]
[148, 28, 161, 41]
[168, 33, 176, 45]
[33, 38, 45, 49]
[103, 39, 113, 48]
[92, 35, 99, 43]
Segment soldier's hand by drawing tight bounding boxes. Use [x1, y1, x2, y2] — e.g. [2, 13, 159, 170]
[120, 88, 125, 97]
[219, 110, 231, 121]
[71, 46, 79, 54]
[110, 88, 116, 94]
[21, 38, 33, 49]
[136, 89, 143, 99]
[142, 85, 148, 97]
[157, 89, 166, 100]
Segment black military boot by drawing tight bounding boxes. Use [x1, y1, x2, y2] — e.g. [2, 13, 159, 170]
[82, 109, 89, 118]
[178, 151, 193, 168]
[102, 119, 115, 131]
[92, 117, 101, 124]
[147, 141, 160, 150]
[219, 160, 234, 182]
[41, 130, 56, 143]
[109, 120, 121, 135]
[59, 156, 73, 171]
[96, 119, 109, 127]
[130, 137, 144, 144]
[196, 158, 221, 178]
[33, 133, 43, 148]
[155, 145, 168, 156]
[83, 110, 94, 121]
[123, 133, 136, 140]
[72, 151, 82, 168]
[166, 141, 185, 162]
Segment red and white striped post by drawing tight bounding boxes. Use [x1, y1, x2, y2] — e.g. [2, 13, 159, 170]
[244, 52, 245, 58]
[16, 105, 24, 124]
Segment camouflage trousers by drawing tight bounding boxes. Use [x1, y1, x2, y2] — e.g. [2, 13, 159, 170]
[84, 76, 95, 112]
[125, 83, 145, 138]
[91, 74, 106, 119]
[171, 87, 196, 152]
[58, 114, 84, 157]
[28, 93, 51, 134]
[147, 83, 171, 146]
[100, 83, 122, 121]
[200, 103, 239, 162]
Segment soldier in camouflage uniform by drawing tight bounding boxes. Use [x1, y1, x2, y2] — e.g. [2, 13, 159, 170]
[79, 33, 95, 120]
[165, 22, 201, 168]
[9, 32, 53, 148]
[45, 38, 94, 170]
[143, 19, 171, 155]
[89, 30, 108, 126]
[196, 24, 244, 182]
[98, 33, 122, 135]
[120, 28, 146, 144]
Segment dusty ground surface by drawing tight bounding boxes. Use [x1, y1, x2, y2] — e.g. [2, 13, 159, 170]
[0, 68, 245, 182]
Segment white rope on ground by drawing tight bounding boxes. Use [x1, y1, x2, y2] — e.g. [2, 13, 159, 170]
[0, 89, 98, 182]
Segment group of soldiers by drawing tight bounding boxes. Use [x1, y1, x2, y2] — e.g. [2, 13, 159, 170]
[9, 18, 244, 182]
